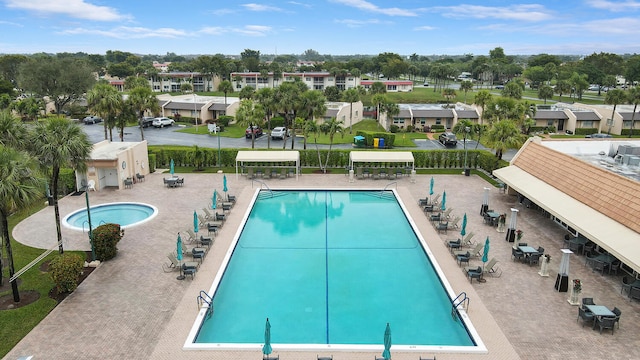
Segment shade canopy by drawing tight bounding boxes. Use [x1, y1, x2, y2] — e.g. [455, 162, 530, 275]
[349, 151, 414, 170]
[235, 151, 300, 180]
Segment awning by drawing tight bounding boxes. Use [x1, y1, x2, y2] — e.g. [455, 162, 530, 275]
[349, 151, 414, 169]
[235, 151, 300, 180]
[494, 165, 640, 274]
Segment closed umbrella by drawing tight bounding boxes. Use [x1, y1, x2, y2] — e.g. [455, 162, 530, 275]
[482, 237, 490, 273]
[223, 175, 228, 200]
[193, 211, 199, 235]
[262, 318, 272, 357]
[441, 191, 447, 212]
[176, 234, 185, 280]
[460, 213, 467, 237]
[382, 322, 391, 360]
[212, 190, 217, 210]
[170, 159, 175, 175]
[429, 176, 434, 203]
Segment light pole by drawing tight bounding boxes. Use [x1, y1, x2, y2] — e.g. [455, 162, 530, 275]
[217, 127, 221, 168]
[463, 126, 470, 176]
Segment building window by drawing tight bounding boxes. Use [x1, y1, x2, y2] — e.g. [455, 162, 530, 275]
[306, 77, 311, 81]
[547, 120, 554, 126]
[435, 118, 441, 125]
[388, 85, 397, 91]
[582, 120, 593, 128]
[355, 111, 359, 117]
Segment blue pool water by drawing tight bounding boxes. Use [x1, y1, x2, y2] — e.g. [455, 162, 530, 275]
[191, 190, 479, 350]
[63, 202, 157, 230]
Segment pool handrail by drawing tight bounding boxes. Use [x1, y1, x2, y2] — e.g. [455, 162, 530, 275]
[451, 291, 470, 320]
[251, 179, 273, 198]
[197, 290, 214, 318]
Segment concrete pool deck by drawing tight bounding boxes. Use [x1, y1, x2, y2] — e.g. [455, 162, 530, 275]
[6, 171, 640, 360]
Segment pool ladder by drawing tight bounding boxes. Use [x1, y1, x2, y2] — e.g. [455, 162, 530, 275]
[451, 292, 469, 321]
[252, 179, 274, 198]
[378, 182, 397, 199]
[197, 290, 214, 318]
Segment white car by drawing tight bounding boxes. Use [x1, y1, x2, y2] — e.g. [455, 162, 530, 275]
[153, 117, 174, 128]
[271, 127, 290, 140]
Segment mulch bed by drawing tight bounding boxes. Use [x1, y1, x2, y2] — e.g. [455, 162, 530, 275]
[0, 251, 95, 310]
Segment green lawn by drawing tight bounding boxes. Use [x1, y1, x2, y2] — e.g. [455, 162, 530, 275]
[0, 201, 87, 358]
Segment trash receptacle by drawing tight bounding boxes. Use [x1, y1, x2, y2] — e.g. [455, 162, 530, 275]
[378, 138, 385, 149]
[373, 138, 379, 148]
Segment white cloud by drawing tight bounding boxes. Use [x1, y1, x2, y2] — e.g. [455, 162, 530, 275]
[234, 25, 273, 36]
[0, 20, 23, 27]
[242, 3, 284, 12]
[586, 0, 640, 12]
[334, 18, 388, 27]
[5, 0, 130, 21]
[59, 26, 187, 39]
[414, 26, 436, 31]
[330, 0, 417, 16]
[288, 1, 313, 8]
[435, 4, 553, 22]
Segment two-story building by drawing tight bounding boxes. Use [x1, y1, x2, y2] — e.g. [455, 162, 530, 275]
[231, 72, 360, 91]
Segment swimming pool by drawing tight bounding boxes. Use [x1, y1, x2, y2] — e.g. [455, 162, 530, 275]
[186, 190, 485, 353]
[62, 202, 158, 231]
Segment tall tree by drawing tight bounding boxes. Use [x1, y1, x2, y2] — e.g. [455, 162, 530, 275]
[486, 119, 524, 159]
[381, 101, 400, 131]
[442, 88, 457, 107]
[87, 83, 123, 141]
[342, 88, 360, 133]
[554, 80, 571, 103]
[459, 80, 473, 104]
[319, 117, 344, 172]
[18, 57, 95, 114]
[605, 89, 627, 134]
[255, 87, 277, 148]
[218, 80, 234, 105]
[241, 49, 260, 72]
[0, 145, 46, 301]
[627, 87, 640, 137]
[538, 85, 554, 104]
[369, 81, 387, 95]
[30, 118, 92, 254]
[235, 99, 265, 149]
[297, 90, 327, 149]
[127, 86, 159, 141]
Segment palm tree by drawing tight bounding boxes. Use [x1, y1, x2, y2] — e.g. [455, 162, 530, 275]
[605, 89, 626, 134]
[342, 88, 360, 134]
[235, 99, 265, 149]
[255, 87, 276, 148]
[486, 119, 524, 159]
[474, 90, 493, 122]
[538, 85, 554, 104]
[460, 80, 474, 104]
[0, 145, 46, 301]
[554, 80, 571, 103]
[0, 110, 28, 148]
[627, 86, 640, 137]
[381, 101, 400, 131]
[442, 88, 457, 107]
[372, 93, 387, 125]
[87, 83, 123, 141]
[127, 86, 159, 141]
[218, 80, 234, 106]
[30, 118, 92, 254]
[319, 117, 344, 173]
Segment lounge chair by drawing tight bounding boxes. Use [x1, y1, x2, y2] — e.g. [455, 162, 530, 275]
[184, 229, 198, 243]
[207, 223, 219, 236]
[202, 207, 215, 220]
[197, 214, 209, 228]
[448, 216, 460, 229]
[484, 258, 501, 277]
[87, 179, 96, 191]
[227, 194, 236, 203]
[454, 243, 483, 259]
[371, 168, 380, 180]
[356, 167, 364, 179]
[417, 196, 429, 206]
[461, 232, 476, 247]
[199, 235, 214, 248]
[431, 194, 441, 206]
[181, 242, 206, 262]
[222, 203, 232, 213]
[163, 253, 199, 273]
[280, 168, 287, 179]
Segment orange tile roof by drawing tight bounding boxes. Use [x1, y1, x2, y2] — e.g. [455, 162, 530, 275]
[513, 141, 640, 233]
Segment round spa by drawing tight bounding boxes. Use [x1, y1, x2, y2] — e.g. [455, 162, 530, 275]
[62, 202, 158, 231]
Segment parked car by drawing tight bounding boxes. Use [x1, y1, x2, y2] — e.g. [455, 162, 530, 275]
[83, 115, 103, 124]
[423, 82, 429, 87]
[139, 117, 155, 128]
[438, 132, 458, 146]
[271, 127, 290, 140]
[153, 117, 174, 128]
[245, 125, 263, 139]
[494, 85, 505, 90]
[585, 133, 613, 138]
[588, 85, 600, 91]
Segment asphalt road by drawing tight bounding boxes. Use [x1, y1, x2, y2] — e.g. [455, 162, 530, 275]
[82, 123, 515, 160]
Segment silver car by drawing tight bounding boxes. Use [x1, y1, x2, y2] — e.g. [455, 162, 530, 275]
[153, 117, 175, 128]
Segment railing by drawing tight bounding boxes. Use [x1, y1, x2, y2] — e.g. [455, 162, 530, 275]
[379, 182, 397, 198]
[451, 291, 469, 321]
[197, 290, 214, 318]
[251, 179, 273, 198]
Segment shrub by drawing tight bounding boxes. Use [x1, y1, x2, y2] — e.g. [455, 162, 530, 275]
[92, 223, 123, 261]
[49, 253, 84, 293]
[218, 115, 233, 127]
[270, 116, 285, 128]
[574, 128, 598, 135]
[389, 125, 399, 133]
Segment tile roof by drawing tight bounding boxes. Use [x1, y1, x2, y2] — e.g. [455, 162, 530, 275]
[412, 109, 454, 118]
[574, 111, 601, 120]
[533, 110, 569, 120]
[512, 141, 640, 233]
[456, 110, 479, 119]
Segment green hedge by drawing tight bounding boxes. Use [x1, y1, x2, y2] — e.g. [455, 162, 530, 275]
[355, 131, 395, 148]
[148, 146, 507, 173]
[621, 128, 640, 136]
[574, 128, 598, 135]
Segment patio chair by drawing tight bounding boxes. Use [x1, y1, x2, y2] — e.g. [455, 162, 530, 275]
[417, 196, 429, 206]
[454, 243, 483, 259]
[280, 168, 287, 179]
[595, 316, 616, 334]
[431, 194, 441, 206]
[199, 235, 214, 248]
[87, 179, 96, 191]
[511, 247, 524, 262]
[371, 168, 380, 180]
[423, 204, 435, 213]
[207, 223, 219, 236]
[181, 263, 196, 279]
[467, 266, 483, 283]
[436, 221, 448, 234]
[181, 242, 206, 263]
[621, 276, 633, 295]
[222, 203, 232, 213]
[537, 246, 544, 254]
[577, 307, 595, 328]
[581, 297, 595, 309]
[461, 232, 476, 247]
[176, 178, 184, 187]
[270, 168, 278, 179]
[429, 212, 441, 223]
[592, 260, 607, 275]
[136, 173, 145, 182]
[629, 286, 640, 301]
[484, 258, 501, 277]
[215, 212, 226, 221]
[456, 252, 471, 267]
[610, 307, 621, 329]
[525, 253, 541, 266]
[609, 261, 620, 275]
[227, 194, 236, 203]
[447, 239, 461, 252]
[247, 167, 254, 179]
[163, 253, 199, 273]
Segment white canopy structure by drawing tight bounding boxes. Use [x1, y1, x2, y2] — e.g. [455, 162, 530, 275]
[349, 151, 415, 169]
[235, 151, 300, 180]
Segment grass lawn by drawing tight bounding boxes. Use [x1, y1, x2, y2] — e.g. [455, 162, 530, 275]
[0, 201, 87, 358]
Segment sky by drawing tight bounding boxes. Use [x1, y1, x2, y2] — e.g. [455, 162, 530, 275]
[2, 0, 640, 56]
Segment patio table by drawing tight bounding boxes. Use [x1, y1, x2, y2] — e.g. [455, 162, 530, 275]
[585, 305, 616, 329]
